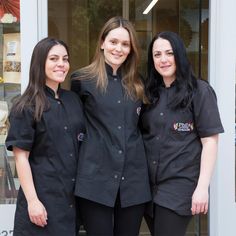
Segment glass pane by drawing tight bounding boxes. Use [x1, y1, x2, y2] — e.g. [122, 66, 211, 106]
[48, 0, 123, 89]
[0, 0, 21, 206]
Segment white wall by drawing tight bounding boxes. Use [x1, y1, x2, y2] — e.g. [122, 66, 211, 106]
[209, 0, 236, 235]
[20, 0, 48, 92]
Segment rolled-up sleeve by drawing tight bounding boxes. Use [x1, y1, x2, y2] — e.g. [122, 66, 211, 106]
[6, 108, 35, 151]
[193, 81, 224, 138]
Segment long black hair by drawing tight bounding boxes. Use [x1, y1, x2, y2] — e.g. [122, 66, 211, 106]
[146, 31, 197, 109]
[12, 37, 69, 121]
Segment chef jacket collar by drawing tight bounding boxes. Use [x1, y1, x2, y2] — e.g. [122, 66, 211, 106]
[160, 78, 177, 88]
[105, 63, 122, 79]
[45, 85, 62, 99]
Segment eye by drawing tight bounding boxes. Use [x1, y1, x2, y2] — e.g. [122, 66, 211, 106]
[63, 57, 69, 62]
[122, 42, 130, 47]
[49, 57, 58, 62]
[153, 52, 161, 58]
[167, 51, 174, 56]
[110, 40, 117, 45]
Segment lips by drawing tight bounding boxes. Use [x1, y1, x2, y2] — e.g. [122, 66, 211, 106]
[160, 65, 171, 69]
[54, 70, 65, 74]
[111, 53, 122, 59]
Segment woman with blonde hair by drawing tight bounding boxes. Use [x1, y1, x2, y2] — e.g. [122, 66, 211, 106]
[71, 16, 151, 236]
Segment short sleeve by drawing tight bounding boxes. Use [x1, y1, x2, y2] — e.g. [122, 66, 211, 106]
[193, 80, 224, 138]
[5, 108, 35, 151]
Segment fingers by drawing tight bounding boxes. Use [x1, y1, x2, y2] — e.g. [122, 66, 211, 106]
[29, 207, 48, 227]
[30, 213, 48, 227]
[203, 203, 208, 214]
[28, 200, 48, 227]
[191, 202, 208, 215]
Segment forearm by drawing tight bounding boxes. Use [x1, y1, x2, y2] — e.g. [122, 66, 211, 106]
[197, 135, 219, 189]
[13, 147, 38, 203]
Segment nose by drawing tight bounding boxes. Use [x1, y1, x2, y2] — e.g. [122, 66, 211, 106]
[115, 43, 122, 52]
[160, 54, 167, 63]
[57, 59, 65, 66]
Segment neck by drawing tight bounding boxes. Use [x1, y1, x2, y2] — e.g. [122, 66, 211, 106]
[163, 77, 175, 87]
[46, 82, 59, 98]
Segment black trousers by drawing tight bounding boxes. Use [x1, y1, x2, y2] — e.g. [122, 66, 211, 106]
[145, 204, 192, 236]
[77, 194, 145, 236]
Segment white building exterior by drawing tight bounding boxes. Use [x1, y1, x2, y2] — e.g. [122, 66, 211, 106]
[0, 0, 236, 235]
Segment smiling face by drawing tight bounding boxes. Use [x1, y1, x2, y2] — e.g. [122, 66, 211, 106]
[101, 27, 131, 74]
[152, 38, 176, 87]
[45, 44, 69, 91]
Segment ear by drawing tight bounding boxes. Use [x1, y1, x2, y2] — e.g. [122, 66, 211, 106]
[101, 41, 104, 50]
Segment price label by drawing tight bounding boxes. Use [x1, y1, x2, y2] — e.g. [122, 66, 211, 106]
[0, 231, 13, 236]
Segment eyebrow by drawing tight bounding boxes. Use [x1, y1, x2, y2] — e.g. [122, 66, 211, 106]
[109, 37, 130, 42]
[153, 49, 173, 53]
[48, 54, 69, 57]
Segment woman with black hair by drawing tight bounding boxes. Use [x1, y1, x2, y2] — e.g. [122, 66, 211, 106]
[6, 37, 84, 236]
[141, 31, 224, 236]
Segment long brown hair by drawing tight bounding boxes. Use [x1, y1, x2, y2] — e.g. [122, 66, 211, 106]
[12, 37, 69, 121]
[74, 16, 147, 103]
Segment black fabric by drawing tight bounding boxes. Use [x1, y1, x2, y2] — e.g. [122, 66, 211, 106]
[6, 87, 85, 236]
[153, 204, 192, 236]
[141, 79, 224, 215]
[71, 64, 151, 208]
[78, 194, 145, 236]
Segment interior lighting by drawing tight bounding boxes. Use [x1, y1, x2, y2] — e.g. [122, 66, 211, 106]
[143, 0, 158, 15]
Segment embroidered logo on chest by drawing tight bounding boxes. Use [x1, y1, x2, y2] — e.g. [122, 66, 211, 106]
[173, 122, 194, 132]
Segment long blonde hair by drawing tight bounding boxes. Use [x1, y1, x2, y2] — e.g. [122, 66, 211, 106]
[75, 16, 147, 103]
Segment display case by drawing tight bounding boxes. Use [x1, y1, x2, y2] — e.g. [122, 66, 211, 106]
[0, 0, 20, 205]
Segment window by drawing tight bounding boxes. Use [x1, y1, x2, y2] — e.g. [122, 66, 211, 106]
[0, 0, 20, 205]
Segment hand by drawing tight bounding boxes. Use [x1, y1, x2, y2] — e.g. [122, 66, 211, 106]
[191, 186, 209, 215]
[27, 198, 48, 227]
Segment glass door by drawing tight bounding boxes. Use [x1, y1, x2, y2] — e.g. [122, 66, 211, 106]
[0, 1, 20, 234]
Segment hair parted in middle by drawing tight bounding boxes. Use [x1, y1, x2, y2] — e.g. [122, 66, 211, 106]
[73, 16, 147, 103]
[146, 31, 198, 108]
[12, 37, 69, 121]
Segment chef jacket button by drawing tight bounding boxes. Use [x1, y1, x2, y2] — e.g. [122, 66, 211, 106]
[160, 112, 164, 116]
[118, 150, 122, 154]
[153, 160, 157, 165]
[69, 153, 73, 157]
[117, 126, 122, 129]
[72, 178, 75, 182]
[156, 136, 160, 140]
[69, 204, 73, 208]
[114, 78, 117, 81]
[57, 101, 61, 105]
[64, 126, 68, 130]
[121, 176, 125, 180]
[114, 174, 118, 179]
[117, 100, 121, 103]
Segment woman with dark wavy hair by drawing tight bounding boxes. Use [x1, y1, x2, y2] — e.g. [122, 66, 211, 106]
[71, 16, 151, 235]
[141, 31, 224, 236]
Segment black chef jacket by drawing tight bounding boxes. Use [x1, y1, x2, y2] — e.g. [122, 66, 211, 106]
[71, 64, 151, 208]
[6, 86, 85, 236]
[141, 79, 224, 216]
